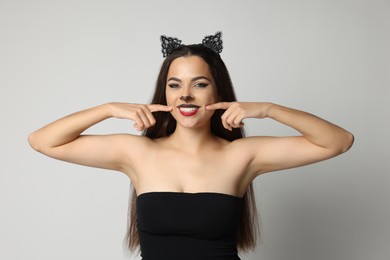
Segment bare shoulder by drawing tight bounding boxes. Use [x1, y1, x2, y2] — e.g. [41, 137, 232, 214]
[229, 134, 342, 177]
[226, 136, 270, 164]
[227, 136, 271, 155]
[114, 133, 157, 159]
[107, 134, 157, 180]
[116, 133, 154, 146]
[226, 135, 292, 178]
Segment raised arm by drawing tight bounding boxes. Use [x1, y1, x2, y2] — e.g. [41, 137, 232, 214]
[207, 102, 354, 176]
[28, 103, 172, 173]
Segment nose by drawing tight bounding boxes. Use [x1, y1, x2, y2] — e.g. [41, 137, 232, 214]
[180, 95, 194, 103]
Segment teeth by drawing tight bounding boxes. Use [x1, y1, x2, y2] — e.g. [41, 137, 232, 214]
[180, 107, 198, 112]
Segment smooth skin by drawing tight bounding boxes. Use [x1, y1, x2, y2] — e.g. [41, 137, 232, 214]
[28, 56, 354, 197]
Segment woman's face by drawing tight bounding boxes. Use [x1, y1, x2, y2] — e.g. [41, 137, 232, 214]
[165, 55, 218, 129]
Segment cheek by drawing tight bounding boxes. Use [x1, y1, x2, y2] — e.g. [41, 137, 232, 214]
[165, 96, 172, 105]
[207, 97, 217, 105]
[208, 90, 218, 104]
[211, 85, 218, 102]
[165, 90, 175, 105]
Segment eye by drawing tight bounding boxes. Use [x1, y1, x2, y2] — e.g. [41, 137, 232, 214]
[168, 83, 180, 88]
[195, 82, 209, 88]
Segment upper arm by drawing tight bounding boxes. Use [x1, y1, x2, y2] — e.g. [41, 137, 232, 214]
[240, 136, 342, 177]
[35, 134, 145, 174]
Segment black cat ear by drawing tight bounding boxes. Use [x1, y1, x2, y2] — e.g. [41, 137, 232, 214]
[160, 35, 183, 58]
[202, 31, 223, 54]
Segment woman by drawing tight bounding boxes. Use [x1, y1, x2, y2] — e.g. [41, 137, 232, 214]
[28, 32, 354, 260]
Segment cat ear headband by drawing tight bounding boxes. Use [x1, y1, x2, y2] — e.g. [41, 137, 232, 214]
[160, 31, 223, 58]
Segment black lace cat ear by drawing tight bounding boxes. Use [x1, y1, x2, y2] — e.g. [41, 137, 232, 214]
[202, 31, 223, 54]
[160, 35, 183, 58]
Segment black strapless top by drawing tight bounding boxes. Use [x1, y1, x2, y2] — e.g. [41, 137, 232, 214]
[136, 192, 243, 260]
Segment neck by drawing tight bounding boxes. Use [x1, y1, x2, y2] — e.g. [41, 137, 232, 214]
[167, 124, 218, 153]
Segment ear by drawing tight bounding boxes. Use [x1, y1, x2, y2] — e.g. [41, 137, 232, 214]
[202, 31, 223, 54]
[161, 35, 183, 58]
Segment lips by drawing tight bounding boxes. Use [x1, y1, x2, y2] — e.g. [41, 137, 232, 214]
[177, 104, 200, 116]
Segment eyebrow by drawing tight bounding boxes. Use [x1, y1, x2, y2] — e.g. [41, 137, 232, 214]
[167, 76, 211, 83]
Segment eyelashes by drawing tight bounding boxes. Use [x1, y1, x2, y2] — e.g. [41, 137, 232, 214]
[195, 82, 209, 88]
[167, 82, 209, 89]
[168, 83, 180, 88]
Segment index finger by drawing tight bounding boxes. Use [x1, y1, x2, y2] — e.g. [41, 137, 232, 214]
[206, 102, 231, 111]
[148, 104, 173, 112]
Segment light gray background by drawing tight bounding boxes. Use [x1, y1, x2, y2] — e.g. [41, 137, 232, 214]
[0, 0, 389, 259]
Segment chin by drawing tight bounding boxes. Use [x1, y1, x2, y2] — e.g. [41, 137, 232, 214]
[178, 120, 202, 129]
[180, 117, 213, 129]
[171, 110, 214, 129]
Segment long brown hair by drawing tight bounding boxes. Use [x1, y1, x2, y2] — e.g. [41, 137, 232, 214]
[125, 44, 259, 252]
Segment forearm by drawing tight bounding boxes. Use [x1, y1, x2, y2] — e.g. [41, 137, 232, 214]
[266, 103, 354, 153]
[28, 103, 112, 152]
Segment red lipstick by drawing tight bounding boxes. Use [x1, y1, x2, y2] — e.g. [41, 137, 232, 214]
[177, 104, 200, 116]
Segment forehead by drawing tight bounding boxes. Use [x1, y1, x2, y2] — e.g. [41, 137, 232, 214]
[167, 56, 212, 79]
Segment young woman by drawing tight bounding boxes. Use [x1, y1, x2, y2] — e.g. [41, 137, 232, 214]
[28, 32, 354, 260]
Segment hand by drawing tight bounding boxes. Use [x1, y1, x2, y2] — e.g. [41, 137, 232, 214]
[206, 102, 270, 131]
[108, 102, 172, 131]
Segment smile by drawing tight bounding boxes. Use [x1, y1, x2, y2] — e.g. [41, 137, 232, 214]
[177, 104, 200, 116]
